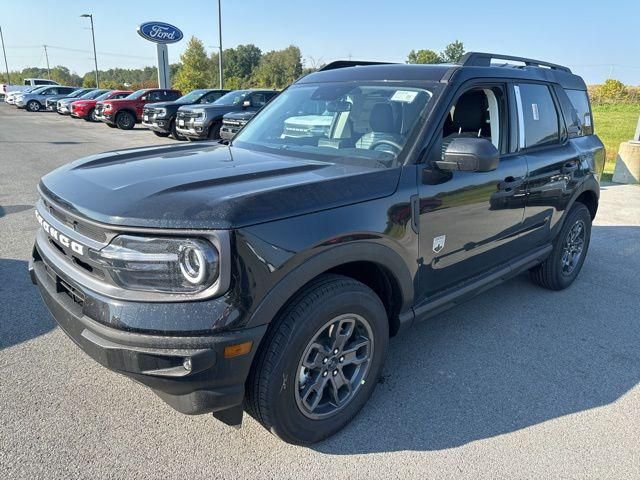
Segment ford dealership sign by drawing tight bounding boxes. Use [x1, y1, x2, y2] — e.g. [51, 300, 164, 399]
[137, 22, 183, 44]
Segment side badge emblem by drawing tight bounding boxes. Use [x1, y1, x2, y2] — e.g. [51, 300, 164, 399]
[432, 235, 446, 253]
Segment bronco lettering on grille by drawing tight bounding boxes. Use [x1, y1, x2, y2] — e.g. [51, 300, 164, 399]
[35, 210, 85, 255]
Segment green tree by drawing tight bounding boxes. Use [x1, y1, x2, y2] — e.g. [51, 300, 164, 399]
[594, 79, 628, 103]
[441, 40, 465, 63]
[173, 36, 212, 92]
[252, 45, 302, 89]
[224, 44, 262, 81]
[407, 49, 442, 64]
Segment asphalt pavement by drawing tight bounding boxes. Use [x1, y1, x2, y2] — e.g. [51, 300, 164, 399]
[0, 103, 639, 479]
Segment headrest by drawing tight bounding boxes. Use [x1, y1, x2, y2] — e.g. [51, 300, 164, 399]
[452, 91, 487, 132]
[369, 103, 395, 133]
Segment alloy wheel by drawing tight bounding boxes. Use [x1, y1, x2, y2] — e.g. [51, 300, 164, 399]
[561, 219, 585, 275]
[294, 313, 374, 420]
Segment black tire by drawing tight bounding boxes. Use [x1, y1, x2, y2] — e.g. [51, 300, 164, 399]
[170, 119, 186, 141]
[245, 274, 388, 445]
[152, 130, 170, 137]
[530, 202, 592, 290]
[26, 100, 41, 112]
[84, 108, 95, 122]
[115, 111, 135, 130]
[208, 120, 222, 140]
[106, 123, 118, 128]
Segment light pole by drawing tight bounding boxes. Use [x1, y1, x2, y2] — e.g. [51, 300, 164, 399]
[217, 0, 223, 89]
[0, 26, 10, 84]
[80, 14, 99, 88]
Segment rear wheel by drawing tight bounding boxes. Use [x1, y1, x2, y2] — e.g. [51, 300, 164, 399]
[530, 202, 592, 290]
[115, 111, 135, 130]
[26, 100, 41, 112]
[245, 274, 388, 445]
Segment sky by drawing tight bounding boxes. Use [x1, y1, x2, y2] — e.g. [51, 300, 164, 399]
[1, 0, 639, 85]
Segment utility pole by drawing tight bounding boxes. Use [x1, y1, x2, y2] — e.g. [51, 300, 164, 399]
[0, 26, 10, 84]
[217, 0, 223, 89]
[43, 45, 50, 79]
[80, 14, 99, 88]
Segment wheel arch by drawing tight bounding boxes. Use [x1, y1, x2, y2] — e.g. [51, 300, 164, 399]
[245, 242, 415, 337]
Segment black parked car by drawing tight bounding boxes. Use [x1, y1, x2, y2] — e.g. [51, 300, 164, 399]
[176, 89, 278, 140]
[30, 53, 604, 445]
[45, 88, 94, 112]
[142, 89, 230, 140]
[219, 110, 257, 141]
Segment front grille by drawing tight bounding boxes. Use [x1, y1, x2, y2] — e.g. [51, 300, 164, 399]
[42, 197, 108, 243]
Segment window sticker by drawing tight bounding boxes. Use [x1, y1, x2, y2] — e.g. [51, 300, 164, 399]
[531, 103, 540, 121]
[391, 90, 419, 103]
[584, 113, 592, 127]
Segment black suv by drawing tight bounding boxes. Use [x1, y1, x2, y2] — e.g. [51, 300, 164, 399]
[142, 89, 230, 140]
[30, 53, 604, 445]
[175, 89, 278, 140]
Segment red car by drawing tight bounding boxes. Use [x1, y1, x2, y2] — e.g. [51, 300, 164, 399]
[96, 88, 182, 130]
[70, 90, 132, 122]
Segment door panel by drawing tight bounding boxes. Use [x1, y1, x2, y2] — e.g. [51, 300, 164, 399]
[416, 158, 527, 302]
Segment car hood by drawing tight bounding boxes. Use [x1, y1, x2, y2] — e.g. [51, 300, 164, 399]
[180, 104, 234, 114]
[40, 143, 400, 229]
[147, 99, 195, 109]
[224, 111, 256, 121]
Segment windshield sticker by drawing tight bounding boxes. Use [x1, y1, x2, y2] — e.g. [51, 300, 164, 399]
[584, 113, 592, 127]
[391, 90, 419, 103]
[531, 103, 540, 121]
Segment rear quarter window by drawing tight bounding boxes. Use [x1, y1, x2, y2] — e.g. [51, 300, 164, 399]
[516, 83, 560, 148]
[564, 89, 593, 136]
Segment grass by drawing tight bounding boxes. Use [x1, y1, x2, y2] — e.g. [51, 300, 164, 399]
[592, 103, 640, 176]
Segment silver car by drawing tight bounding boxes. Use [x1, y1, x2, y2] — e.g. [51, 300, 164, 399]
[17, 86, 78, 112]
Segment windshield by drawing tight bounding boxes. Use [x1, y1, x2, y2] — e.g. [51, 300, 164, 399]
[233, 82, 436, 167]
[177, 89, 208, 103]
[125, 89, 147, 100]
[213, 90, 250, 106]
[94, 91, 113, 102]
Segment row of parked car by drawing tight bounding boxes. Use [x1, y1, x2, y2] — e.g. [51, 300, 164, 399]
[4, 83, 279, 141]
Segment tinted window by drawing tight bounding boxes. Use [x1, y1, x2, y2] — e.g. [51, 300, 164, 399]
[167, 91, 181, 100]
[201, 91, 224, 103]
[147, 91, 163, 101]
[34, 80, 50, 85]
[517, 84, 559, 148]
[565, 89, 593, 136]
[250, 93, 270, 107]
[60, 87, 76, 94]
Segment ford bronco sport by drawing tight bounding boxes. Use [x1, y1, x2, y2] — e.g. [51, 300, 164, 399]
[30, 53, 604, 445]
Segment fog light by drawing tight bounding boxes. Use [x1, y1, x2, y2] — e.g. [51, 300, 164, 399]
[183, 358, 192, 372]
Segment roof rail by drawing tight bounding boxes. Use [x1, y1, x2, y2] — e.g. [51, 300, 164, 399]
[459, 52, 572, 73]
[318, 60, 396, 72]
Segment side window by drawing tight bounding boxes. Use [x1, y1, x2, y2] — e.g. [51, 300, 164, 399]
[34, 80, 47, 85]
[439, 86, 507, 157]
[169, 91, 181, 100]
[564, 89, 593, 136]
[515, 83, 559, 148]
[147, 91, 162, 101]
[61, 87, 74, 95]
[44, 88, 57, 95]
[250, 93, 268, 107]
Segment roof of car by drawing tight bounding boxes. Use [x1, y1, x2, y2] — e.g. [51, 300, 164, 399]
[298, 53, 587, 90]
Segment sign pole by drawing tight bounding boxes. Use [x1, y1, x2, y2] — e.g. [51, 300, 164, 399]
[0, 26, 10, 84]
[157, 43, 170, 89]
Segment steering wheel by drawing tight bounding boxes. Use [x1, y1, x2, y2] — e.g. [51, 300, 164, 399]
[369, 139, 403, 155]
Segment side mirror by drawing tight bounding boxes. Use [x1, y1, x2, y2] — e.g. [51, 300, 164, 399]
[242, 100, 251, 108]
[436, 137, 499, 172]
[141, 95, 147, 101]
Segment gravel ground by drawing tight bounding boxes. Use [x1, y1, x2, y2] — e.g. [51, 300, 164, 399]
[0, 103, 639, 479]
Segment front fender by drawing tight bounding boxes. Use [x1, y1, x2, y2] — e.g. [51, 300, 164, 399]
[244, 241, 415, 330]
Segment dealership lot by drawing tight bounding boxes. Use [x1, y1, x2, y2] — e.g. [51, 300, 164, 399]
[0, 103, 639, 479]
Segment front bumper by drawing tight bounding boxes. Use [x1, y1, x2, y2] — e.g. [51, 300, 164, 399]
[142, 115, 172, 134]
[30, 240, 267, 417]
[220, 124, 244, 141]
[175, 117, 209, 139]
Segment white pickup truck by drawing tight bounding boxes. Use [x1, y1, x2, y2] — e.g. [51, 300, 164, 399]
[1, 78, 59, 101]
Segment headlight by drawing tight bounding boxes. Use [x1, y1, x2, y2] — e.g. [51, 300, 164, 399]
[155, 108, 167, 117]
[91, 235, 219, 294]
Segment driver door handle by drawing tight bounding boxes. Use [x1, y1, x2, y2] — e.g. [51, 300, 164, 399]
[499, 176, 524, 192]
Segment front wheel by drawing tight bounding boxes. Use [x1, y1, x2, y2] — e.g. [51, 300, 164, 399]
[170, 119, 187, 141]
[84, 108, 96, 122]
[245, 274, 388, 445]
[115, 111, 135, 130]
[530, 202, 592, 290]
[208, 120, 222, 140]
[26, 100, 41, 112]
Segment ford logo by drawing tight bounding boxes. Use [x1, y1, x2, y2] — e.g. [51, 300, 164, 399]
[137, 21, 183, 44]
